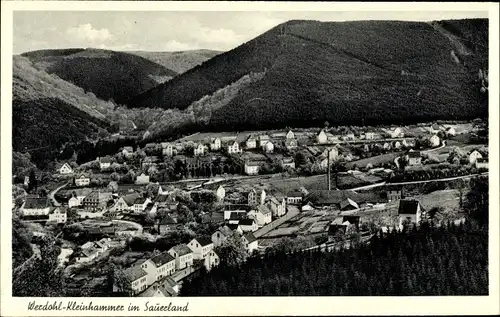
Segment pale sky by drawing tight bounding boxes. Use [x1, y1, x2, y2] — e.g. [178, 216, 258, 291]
[13, 11, 488, 54]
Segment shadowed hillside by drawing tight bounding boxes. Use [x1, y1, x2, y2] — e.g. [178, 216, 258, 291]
[21, 48, 177, 104]
[128, 49, 221, 74]
[129, 19, 488, 131]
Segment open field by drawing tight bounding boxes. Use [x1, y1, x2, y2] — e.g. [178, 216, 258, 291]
[346, 152, 401, 168]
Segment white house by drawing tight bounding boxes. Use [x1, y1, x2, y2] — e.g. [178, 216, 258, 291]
[75, 247, 100, 264]
[216, 185, 225, 202]
[475, 158, 488, 169]
[227, 141, 242, 154]
[99, 157, 112, 170]
[48, 207, 67, 224]
[407, 151, 422, 166]
[112, 193, 141, 213]
[241, 233, 259, 254]
[286, 130, 295, 139]
[168, 244, 194, 270]
[194, 143, 205, 156]
[445, 127, 457, 136]
[140, 252, 176, 286]
[211, 226, 233, 247]
[247, 205, 272, 227]
[286, 191, 303, 205]
[247, 189, 258, 206]
[263, 141, 274, 153]
[284, 138, 298, 150]
[246, 135, 257, 149]
[122, 146, 134, 158]
[317, 130, 328, 144]
[75, 174, 90, 187]
[59, 163, 74, 175]
[239, 219, 258, 232]
[398, 199, 423, 227]
[187, 237, 214, 260]
[468, 150, 483, 164]
[365, 132, 376, 140]
[258, 135, 270, 147]
[268, 196, 286, 218]
[244, 161, 260, 175]
[428, 135, 440, 148]
[203, 250, 220, 271]
[386, 127, 404, 138]
[68, 196, 80, 208]
[162, 143, 174, 157]
[133, 197, 152, 213]
[210, 138, 221, 151]
[123, 265, 148, 295]
[136, 173, 150, 185]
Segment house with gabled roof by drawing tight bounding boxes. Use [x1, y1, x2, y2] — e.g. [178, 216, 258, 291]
[157, 214, 178, 234]
[122, 265, 148, 295]
[284, 138, 298, 150]
[246, 135, 257, 149]
[210, 138, 222, 151]
[161, 143, 174, 157]
[140, 252, 176, 285]
[267, 195, 286, 218]
[239, 218, 258, 232]
[226, 223, 244, 235]
[112, 193, 141, 212]
[203, 249, 220, 271]
[398, 199, 424, 227]
[407, 151, 422, 166]
[138, 277, 179, 297]
[340, 198, 359, 211]
[317, 129, 328, 144]
[58, 162, 74, 175]
[48, 207, 67, 224]
[247, 205, 272, 227]
[227, 141, 242, 154]
[241, 232, 259, 254]
[211, 225, 234, 247]
[188, 237, 214, 260]
[244, 161, 261, 175]
[21, 196, 50, 216]
[193, 143, 206, 156]
[168, 244, 194, 270]
[286, 191, 303, 205]
[74, 174, 90, 187]
[468, 150, 483, 164]
[98, 156, 112, 170]
[258, 135, 270, 147]
[263, 141, 274, 153]
[286, 130, 295, 140]
[133, 197, 152, 214]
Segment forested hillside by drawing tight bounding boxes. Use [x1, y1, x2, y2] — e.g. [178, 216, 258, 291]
[129, 19, 488, 131]
[21, 48, 177, 104]
[181, 222, 488, 296]
[128, 49, 221, 74]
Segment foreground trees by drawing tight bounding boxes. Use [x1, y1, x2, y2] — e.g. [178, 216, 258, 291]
[181, 222, 488, 296]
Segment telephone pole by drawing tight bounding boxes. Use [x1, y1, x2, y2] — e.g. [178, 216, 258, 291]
[327, 149, 331, 191]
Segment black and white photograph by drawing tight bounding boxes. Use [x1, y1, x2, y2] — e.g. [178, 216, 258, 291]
[1, 1, 499, 315]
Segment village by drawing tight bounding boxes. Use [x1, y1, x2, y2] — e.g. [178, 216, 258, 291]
[12, 119, 489, 297]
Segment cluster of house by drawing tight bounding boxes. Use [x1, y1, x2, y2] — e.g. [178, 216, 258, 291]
[404, 148, 488, 168]
[122, 237, 220, 296]
[221, 185, 296, 231]
[75, 237, 114, 263]
[19, 196, 68, 224]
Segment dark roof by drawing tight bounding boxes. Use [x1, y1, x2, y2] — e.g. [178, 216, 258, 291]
[21, 215, 49, 221]
[287, 190, 302, 197]
[150, 252, 175, 267]
[226, 223, 241, 231]
[257, 205, 271, 215]
[398, 199, 422, 215]
[229, 212, 247, 221]
[170, 244, 192, 256]
[124, 265, 148, 282]
[23, 197, 49, 209]
[194, 237, 213, 247]
[243, 232, 257, 243]
[159, 215, 177, 225]
[134, 197, 148, 204]
[239, 218, 255, 226]
[408, 151, 421, 158]
[218, 226, 233, 236]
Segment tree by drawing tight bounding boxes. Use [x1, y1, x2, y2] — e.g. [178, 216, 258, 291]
[107, 181, 119, 192]
[215, 231, 247, 266]
[463, 176, 488, 227]
[28, 169, 38, 193]
[109, 263, 132, 296]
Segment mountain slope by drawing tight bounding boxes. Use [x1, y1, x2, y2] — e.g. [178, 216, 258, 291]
[128, 49, 221, 74]
[21, 48, 177, 104]
[129, 19, 488, 130]
[12, 55, 113, 167]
